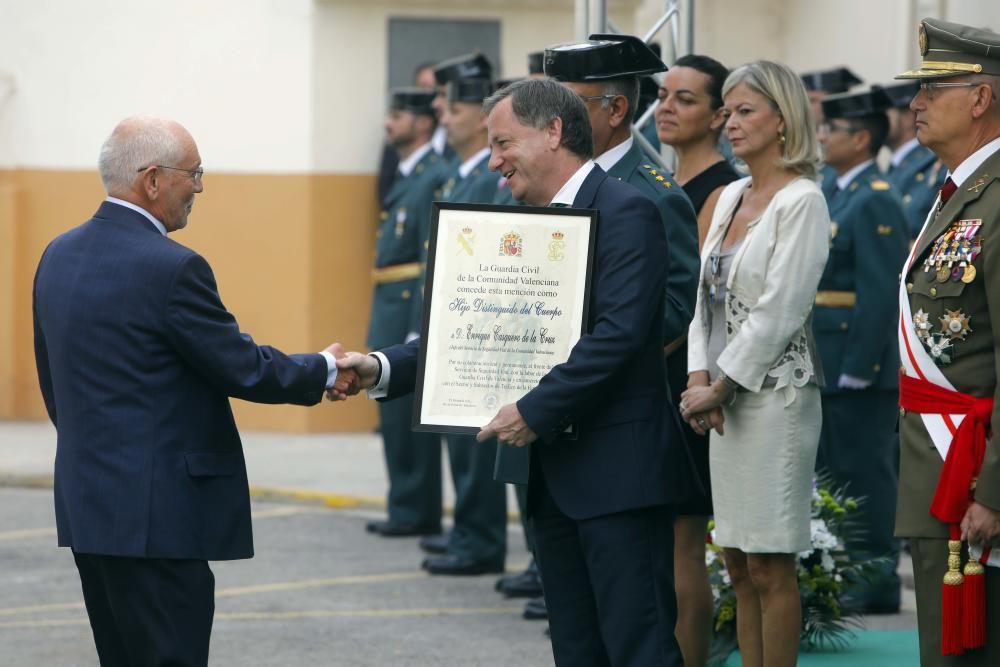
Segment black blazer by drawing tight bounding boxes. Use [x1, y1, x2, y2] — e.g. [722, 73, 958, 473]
[382, 166, 688, 520]
[33, 201, 328, 560]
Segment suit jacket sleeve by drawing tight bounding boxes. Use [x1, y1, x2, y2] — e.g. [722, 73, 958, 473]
[164, 253, 328, 405]
[516, 194, 668, 437]
[716, 186, 830, 391]
[841, 193, 908, 381]
[380, 339, 421, 401]
[32, 252, 57, 426]
[660, 190, 699, 344]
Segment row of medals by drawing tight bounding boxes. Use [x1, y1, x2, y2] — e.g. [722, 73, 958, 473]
[922, 220, 982, 284]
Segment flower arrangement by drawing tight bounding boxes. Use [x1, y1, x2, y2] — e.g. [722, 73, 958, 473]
[706, 475, 880, 665]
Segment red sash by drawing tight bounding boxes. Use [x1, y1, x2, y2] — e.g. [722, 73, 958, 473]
[898, 373, 992, 523]
[899, 371, 993, 654]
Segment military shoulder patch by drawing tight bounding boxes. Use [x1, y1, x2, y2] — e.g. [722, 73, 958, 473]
[643, 165, 673, 188]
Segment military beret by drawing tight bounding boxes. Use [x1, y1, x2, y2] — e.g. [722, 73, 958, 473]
[389, 88, 436, 116]
[896, 17, 1000, 79]
[543, 33, 666, 82]
[822, 87, 893, 120]
[873, 81, 920, 109]
[800, 67, 863, 94]
[447, 78, 495, 104]
[433, 53, 493, 86]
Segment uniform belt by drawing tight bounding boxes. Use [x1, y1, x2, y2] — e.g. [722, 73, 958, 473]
[372, 262, 422, 284]
[815, 290, 856, 308]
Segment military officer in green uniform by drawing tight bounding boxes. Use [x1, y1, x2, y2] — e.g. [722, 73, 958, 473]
[544, 32, 702, 656]
[366, 88, 447, 538]
[881, 80, 948, 239]
[801, 67, 863, 197]
[431, 53, 493, 168]
[895, 18, 1000, 665]
[417, 77, 509, 576]
[813, 87, 909, 613]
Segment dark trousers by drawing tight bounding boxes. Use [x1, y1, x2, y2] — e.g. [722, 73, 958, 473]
[817, 389, 901, 607]
[529, 466, 683, 666]
[445, 433, 507, 565]
[379, 397, 442, 530]
[73, 551, 215, 667]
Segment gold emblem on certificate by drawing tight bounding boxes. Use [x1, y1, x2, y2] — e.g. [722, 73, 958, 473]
[457, 226, 475, 256]
[500, 231, 523, 257]
[548, 230, 565, 262]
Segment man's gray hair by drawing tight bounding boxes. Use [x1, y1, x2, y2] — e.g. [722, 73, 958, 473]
[484, 79, 594, 159]
[601, 77, 640, 125]
[98, 116, 186, 193]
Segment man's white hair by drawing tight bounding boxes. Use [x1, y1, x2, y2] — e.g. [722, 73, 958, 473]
[98, 115, 186, 194]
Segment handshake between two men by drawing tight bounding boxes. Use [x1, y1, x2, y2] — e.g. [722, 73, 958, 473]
[324, 346, 538, 448]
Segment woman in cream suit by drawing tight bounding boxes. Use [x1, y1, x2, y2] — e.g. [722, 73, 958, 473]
[679, 60, 830, 667]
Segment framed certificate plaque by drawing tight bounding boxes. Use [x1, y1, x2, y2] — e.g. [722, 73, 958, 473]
[412, 202, 598, 436]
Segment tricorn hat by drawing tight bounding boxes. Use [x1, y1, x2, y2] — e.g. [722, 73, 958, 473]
[543, 33, 666, 82]
[433, 53, 493, 86]
[821, 87, 893, 120]
[389, 88, 436, 116]
[800, 67, 863, 94]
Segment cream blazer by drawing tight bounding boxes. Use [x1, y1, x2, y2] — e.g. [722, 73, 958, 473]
[687, 175, 830, 403]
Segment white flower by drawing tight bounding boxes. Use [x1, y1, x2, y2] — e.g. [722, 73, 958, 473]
[721, 570, 731, 586]
[821, 552, 835, 573]
[810, 519, 838, 551]
[705, 550, 717, 567]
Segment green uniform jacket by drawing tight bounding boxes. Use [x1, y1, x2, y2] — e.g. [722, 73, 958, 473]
[605, 141, 699, 346]
[897, 147, 1000, 537]
[367, 147, 446, 349]
[440, 151, 499, 205]
[888, 144, 947, 239]
[813, 163, 909, 393]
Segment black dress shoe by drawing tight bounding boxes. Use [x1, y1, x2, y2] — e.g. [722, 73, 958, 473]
[422, 554, 504, 576]
[366, 520, 440, 537]
[419, 532, 449, 554]
[496, 560, 543, 598]
[523, 596, 548, 620]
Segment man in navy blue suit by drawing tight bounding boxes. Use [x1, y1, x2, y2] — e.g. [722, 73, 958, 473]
[33, 115, 354, 667]
[337, 79, 687, 666]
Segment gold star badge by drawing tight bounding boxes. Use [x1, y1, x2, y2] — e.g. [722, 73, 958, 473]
[939, 309, 972, 341]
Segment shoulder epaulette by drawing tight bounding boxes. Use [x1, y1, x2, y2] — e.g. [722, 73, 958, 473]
[641, 164, 674, 189]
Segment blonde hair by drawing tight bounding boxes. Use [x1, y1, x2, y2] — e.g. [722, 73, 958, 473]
[723, 60, 820, 179]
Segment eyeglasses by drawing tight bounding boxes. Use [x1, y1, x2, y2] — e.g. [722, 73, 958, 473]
[917, 81, 982, 99]
[578, 94, 616, 106]
[137, 164, 204, 184]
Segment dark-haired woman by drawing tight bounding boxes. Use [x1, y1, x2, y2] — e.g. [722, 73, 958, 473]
[655, 54, 739, 667]
[658, 54, 740, 249]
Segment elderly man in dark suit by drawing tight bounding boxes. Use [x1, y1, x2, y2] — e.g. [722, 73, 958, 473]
[337, 78, 687, 666]
[33, 115, 353, 667]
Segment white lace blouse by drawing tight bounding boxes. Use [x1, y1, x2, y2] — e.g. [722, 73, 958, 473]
[687, 176, 831, 406]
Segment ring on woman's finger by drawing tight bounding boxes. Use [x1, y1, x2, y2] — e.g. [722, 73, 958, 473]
[697, 418, 708, 429]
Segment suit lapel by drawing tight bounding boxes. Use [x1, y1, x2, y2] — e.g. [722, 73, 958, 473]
[912, 150, 1000, 265]
[572, 165, 608, 209]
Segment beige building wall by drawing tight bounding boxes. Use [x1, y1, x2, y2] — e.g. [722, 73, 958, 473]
[2, 0, 998, 431]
